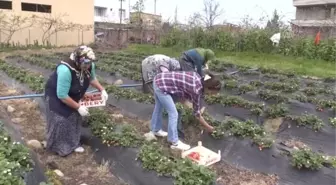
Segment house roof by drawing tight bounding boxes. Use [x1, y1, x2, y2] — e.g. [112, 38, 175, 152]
[291, 19, 336, 27]
[293, 0, 336, 6]
[130, 12, 162, 17]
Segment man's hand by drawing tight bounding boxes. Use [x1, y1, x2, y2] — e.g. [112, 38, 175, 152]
[196, 115, 214, 133]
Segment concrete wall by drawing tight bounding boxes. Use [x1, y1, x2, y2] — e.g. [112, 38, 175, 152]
[292, 24, 336, 38]
[293, 0, 336, 6]
[295, 5, 336, 20]
[94, 0, 129, 24]
[0, 0, 94, 46]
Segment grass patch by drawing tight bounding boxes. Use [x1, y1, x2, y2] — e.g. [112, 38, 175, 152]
[125, 44, 336, 78]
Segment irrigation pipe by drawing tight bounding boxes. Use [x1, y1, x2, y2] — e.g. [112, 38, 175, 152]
[0, 83, 142, 101]
[227, 67, 259, 75]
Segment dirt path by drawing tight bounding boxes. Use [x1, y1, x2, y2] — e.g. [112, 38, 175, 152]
[0, 83, 127, 185]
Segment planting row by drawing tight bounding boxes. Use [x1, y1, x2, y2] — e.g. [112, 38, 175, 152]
[1, 59, 336, 173]
[9, 54, 336, 108]
[13, 54, 336, 110]
[0, 60, 295, 149]
[2, 57, 335, 131]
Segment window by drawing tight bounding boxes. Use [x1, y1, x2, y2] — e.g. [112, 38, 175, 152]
[0, 0, 12, 10]
[325, 8, 331, 19]
[94, 6, 107, 17]
[21, 3, 51, 13]
[119, 8, 126, 19]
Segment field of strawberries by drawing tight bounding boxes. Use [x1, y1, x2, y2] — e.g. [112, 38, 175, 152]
[0, 49, 335, 185]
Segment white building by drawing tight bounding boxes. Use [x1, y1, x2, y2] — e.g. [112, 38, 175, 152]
[94, 0, 130, 24]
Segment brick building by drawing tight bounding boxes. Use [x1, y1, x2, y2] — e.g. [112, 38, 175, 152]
[291, 0, 336, 38]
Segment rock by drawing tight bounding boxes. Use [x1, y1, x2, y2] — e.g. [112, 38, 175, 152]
[41, 141, 47, 148]
[27, 139, 42, 149]
[80, 184, 88, 185]
[200, 107, 205, 114]
[144, 132, 157, 141]
[7, 106, 15, 113]
[11, 118, 25, 124]
[113, 79, 123, 85]
[112, 113, 123, 119]
[53, 169, 64, 177]
[263, 117, 284, 133]
[183, 100, 193, 109]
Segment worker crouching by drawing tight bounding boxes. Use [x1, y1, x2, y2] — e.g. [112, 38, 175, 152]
[145, 71, 221, 151]
[141, 54, 181, 94]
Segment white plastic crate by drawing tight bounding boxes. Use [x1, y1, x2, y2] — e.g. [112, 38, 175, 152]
[181, 141, 221, 167]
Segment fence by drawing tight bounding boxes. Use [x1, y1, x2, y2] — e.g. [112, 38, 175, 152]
[94, 22, 162, 47]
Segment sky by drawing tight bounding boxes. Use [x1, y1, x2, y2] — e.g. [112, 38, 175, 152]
[130, 0, 296, 26]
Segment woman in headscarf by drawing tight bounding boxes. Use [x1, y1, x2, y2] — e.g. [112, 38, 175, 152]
[44, 45, 108, 157]
[141, 54, 181, 94]
[179, 48, 215, 80]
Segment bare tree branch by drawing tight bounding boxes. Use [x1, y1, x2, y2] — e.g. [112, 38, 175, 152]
[202, 0, 223, 28]
[0, 11, 35, 43]
[187, 0, 223, 29]
[36, 13, 77, 45]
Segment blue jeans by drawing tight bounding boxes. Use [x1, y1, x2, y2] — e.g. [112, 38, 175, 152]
[151, 83, 178, 143]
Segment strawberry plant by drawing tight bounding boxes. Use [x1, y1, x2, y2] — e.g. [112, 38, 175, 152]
[291, 148, 325, 170]
[221, 73, 236, 80]
[205, 94, 264, 115]
[264, 104, 289, 118]
[285, 113, 324, 131]
[293, 93, 308, 103]
[264, 82, 299, 93]
[224, 79, 238, 89]
[0, 122, 33, 185]
[137, 142, 215, 185]
[172, 159, 215, 185]
[0, 60, 45, 93]
[237, 84, 256, 94]
[258, 90, 289, 103]
[88, 109, 143, 147]
[249, 80, 263, 87]
[302, 87, 333, 96]
[328, 117, 336, 127]
[211, 118, 273, 149]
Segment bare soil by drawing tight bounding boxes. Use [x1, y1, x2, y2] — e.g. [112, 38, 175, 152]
[0, 83, 127, 185]
[214, 162, 279, 185]
[0, 47, 281, 185]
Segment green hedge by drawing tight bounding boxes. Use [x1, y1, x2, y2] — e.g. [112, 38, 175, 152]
[160, 28, 336, 62]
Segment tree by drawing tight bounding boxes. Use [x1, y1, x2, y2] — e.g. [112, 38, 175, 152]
[36, 13, 77, 45]
[202, 0, 223, 28]
[174, 6, 178, 25]
[132, 0, 145, 26]
[188, 13, 204, 28]
[266, 9, 280, 31]
[0, 11, 35, 44]
[189, 0, 223, 28]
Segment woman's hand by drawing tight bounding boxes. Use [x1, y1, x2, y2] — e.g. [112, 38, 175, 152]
[101, 89, 108, 101]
